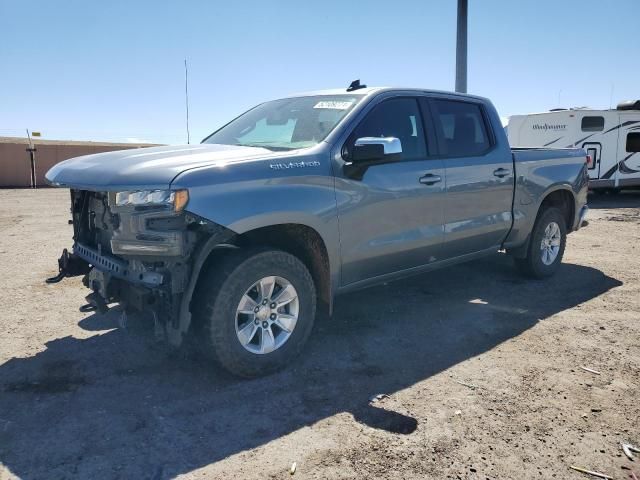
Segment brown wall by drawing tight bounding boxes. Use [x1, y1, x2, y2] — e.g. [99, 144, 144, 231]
[0, 140, 159, 187]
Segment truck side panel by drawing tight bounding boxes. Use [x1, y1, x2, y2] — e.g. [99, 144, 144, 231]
[504, 148, 588, 249]
[431, 95, 515, 258]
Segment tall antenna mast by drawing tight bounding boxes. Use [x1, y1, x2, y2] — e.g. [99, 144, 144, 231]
[184, 59, 191, 144]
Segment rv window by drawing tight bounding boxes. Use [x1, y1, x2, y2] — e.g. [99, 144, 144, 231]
[581, 116, 604, 132]
[626, 132, 640, 152]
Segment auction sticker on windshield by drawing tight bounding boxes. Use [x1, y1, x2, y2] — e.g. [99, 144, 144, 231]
[313, 100, 354, 110]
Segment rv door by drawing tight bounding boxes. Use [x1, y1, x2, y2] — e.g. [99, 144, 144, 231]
[582, 142, 601, 178]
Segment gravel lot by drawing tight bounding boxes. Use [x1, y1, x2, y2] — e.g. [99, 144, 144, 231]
[0, 188, 639, 480]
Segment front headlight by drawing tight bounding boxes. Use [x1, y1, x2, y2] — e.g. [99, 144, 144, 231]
[113, 189, 189, 211]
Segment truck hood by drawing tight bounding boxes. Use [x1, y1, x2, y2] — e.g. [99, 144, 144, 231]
[45, 143, 286, 191]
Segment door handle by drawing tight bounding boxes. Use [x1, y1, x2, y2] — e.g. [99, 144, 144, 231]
[493, 168, 511, 178]
[419, 173, 442, 185]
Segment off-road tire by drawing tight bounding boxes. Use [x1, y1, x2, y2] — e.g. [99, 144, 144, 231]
[193, 247, 316, 377]
[514, 207, 567, 279]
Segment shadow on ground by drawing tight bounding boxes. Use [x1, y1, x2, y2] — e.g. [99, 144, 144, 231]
[588, 188, 640, 209]
[0, 254, 621, 479]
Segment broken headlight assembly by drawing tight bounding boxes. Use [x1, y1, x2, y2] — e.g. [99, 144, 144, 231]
[112, 189, 189, 211]
[106, 189, 191, 256]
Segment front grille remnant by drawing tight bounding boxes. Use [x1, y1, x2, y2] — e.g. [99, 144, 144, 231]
[74, 243, 127, 275]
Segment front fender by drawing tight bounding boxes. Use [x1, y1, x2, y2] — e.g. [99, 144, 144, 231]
[170, 152, 342, 315]
[183, 179, 340, 272]
[172, 149, 338, 234]
[187, 183, 338, 237]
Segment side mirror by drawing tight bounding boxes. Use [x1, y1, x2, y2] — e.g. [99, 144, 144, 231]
[352, 137, 402, 162]
[344, 137, 403, 180]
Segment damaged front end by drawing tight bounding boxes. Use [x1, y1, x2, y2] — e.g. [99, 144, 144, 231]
[48, 189, 234, 345]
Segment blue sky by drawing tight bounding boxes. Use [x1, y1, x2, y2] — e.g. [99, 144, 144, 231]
[1, 0, 638, 144]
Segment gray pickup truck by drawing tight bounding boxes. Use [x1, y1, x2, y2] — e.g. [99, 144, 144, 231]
[46, 83, 589, 377]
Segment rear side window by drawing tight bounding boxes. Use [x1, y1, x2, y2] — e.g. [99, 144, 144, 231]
[581, 116, 605, 132]
[350, 97, 427, 160]
[627, 132, 640, 152]
[430, 99, 491, 157]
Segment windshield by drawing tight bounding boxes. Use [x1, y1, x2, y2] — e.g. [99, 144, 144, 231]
[202, 95, 364, 151]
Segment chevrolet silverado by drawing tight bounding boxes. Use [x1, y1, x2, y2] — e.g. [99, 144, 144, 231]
[45, 82, 589, 377]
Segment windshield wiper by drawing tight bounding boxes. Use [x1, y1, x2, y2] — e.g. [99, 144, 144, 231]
[240, 142, 295, 151]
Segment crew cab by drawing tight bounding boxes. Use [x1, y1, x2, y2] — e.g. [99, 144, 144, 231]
[45, 83, 589, 377]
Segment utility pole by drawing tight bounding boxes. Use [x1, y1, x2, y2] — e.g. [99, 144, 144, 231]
[455, 0, 468, 93]
[26, 129, 37, 189]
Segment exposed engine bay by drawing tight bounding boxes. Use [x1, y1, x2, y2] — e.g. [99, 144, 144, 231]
[47, 189, 234, 345]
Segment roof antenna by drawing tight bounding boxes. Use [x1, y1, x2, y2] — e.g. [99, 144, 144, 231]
[347, 79, 367, 92]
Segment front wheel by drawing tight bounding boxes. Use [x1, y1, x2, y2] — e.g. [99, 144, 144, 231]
[514, 207, 567, 278]
[193, 247, 316, 377]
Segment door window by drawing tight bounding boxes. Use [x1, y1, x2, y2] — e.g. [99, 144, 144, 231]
[430, 100, 491, 157]
[349, 98, 427, 160]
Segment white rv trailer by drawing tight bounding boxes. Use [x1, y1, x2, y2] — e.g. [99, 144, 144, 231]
[508, 100, 640, 190]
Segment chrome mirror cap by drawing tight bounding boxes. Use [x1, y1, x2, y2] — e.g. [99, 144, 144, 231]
[354, 136, 403, 155]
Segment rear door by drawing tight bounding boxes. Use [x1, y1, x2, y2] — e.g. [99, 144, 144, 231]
[335, 96, 446, 286]
[428, 97, 514, 258]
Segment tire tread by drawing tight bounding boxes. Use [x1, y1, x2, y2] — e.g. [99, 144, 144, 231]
[514, 207, 567, 279]
[193, 247, 316, 377]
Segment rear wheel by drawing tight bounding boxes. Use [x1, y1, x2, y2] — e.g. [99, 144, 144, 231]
[514, 207, 567, 278]
[193, 247, 316, 377]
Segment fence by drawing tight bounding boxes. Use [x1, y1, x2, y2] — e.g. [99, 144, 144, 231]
[0, 137, 159, 187]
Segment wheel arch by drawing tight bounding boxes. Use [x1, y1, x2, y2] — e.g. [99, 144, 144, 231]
[506, 185, 576, 259]
[233, 223, 332, 315]
[536, 187, 576, 232]
[169, 221, 334, 347]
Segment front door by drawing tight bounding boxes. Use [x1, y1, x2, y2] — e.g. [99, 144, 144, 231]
[428, 97, 514, 258]
[335, 96, 445, 286]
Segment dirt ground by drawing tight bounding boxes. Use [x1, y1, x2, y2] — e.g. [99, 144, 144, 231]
[0, 188, 638, 480]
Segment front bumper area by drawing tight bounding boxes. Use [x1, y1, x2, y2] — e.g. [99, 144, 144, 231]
[54, 242, 183, 315]
[74, 242, 164, 287]
[48, 188, 238, 346]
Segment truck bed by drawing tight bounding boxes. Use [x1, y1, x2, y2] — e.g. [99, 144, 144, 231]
[503, 145, 588, 250]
